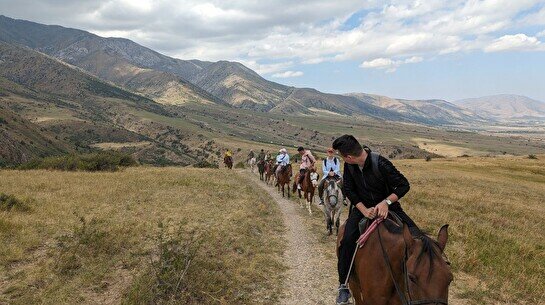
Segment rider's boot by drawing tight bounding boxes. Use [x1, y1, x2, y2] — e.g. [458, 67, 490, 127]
[336, 284, 351, 305]
[297, 184, 301, 190]
[319, 198, 324, 205]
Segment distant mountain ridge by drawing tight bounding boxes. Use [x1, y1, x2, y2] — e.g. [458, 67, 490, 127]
[0, 15, 484, 125]
[453, 94, 545, 121]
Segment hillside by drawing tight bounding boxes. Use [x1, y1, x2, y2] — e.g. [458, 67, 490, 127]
[454, 94, 545, 121]
[0, 15, 484, 125]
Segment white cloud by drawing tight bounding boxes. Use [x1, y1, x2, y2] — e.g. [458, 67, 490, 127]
[360, 56, 424, 72]
[537, 30, 545, 38]
[1, 0, 544, 72]
[271, 71, 304, 78]
[484, 34, 542, 52]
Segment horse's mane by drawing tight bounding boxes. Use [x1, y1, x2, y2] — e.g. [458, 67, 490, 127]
[383, 219, 442, 279]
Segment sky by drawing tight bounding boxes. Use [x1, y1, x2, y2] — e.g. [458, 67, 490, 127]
[1, 0, 545, 102]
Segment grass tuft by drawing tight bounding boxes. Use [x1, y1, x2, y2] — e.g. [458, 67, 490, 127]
[0, 193, 32, 212]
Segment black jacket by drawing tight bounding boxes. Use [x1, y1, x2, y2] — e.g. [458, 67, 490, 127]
[343, 148, 410, 211]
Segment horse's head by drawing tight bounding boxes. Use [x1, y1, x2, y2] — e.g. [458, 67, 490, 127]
[402, 224, 453, 304]
[325, 179, 341, 206]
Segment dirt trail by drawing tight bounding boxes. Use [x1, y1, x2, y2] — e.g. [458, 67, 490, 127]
[245, 171, 337, 305]
[244, 170, 473, 305]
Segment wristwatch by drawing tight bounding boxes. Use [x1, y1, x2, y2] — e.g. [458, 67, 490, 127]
[385, 199, 393, 206]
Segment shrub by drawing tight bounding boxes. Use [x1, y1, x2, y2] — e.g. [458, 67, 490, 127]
[425, 156, 432, 162]
[528, 154, 538, 159]
[0, 117, 6, 124]
[234, 161, 245, 169]
[0, 193, 32, 212]
[19, 152, 138, 172]
[193, 160, 219, 169]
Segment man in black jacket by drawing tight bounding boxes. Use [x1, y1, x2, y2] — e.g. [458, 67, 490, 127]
[332, 134, 417, 305]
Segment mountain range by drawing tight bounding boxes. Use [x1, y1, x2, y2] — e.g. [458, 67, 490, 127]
[0, 15, 543, 165]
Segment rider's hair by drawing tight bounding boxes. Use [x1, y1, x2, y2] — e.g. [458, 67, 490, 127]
[332, 135, 363, 157]
[297, 146, 305, 152]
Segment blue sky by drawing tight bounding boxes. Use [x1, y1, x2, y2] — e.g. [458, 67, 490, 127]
[1, 0, 545, 101]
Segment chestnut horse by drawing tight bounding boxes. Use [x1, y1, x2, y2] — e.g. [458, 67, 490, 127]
[223, 156, 233, 169]
[264, 160, 275, 185]
[293, 167, 319, 215]
[276, 164, 292, 198]
[337, 217, 452, 305]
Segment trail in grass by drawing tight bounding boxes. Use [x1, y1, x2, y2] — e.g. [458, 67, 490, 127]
[244, 171, 337, 305]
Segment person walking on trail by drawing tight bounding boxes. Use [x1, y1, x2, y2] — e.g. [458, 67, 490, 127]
[332, 135, 418, 305]
[296, 146, 316, 190]
[318, 147, 343, 205]
[275, 148, 290, 178]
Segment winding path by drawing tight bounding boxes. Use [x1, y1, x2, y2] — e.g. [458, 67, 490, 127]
[245, 171, 338, 304]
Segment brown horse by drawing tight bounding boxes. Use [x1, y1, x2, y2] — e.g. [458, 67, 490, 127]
[257, 159, 266, 180]
[276, 164, 292, 198]
[293, 167, 319, 215]
[264, 160, 275, 185]
[337, 217, 452, 305]
[223, 156, 233, 169]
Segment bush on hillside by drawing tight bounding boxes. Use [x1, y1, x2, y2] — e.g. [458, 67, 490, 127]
[0, 193, 32, 212]
[19, 152, 137, 172]
[528, 154, 538, 159]
[193, 160, 219, 169]
[425, 156, 432, 162]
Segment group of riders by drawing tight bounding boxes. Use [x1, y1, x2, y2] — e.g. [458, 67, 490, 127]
[235, 146, 343, 205]
[224, 135, 451, 305]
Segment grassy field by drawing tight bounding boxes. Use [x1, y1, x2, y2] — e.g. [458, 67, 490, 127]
[1, 155, 543, 304]
[0, 167, 285, 305]
[285, 154, 544, 304]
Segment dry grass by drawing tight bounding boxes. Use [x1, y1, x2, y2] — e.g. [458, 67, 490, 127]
[0, 167, 285, 305]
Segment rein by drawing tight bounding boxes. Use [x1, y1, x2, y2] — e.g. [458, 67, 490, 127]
[377, 222, 448, 305]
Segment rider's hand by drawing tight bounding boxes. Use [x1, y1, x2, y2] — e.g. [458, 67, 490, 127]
[376, 201, 389, 219]
[362, 207, 376, 219]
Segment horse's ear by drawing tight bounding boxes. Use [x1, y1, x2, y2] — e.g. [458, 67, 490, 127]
[403, 224, 414, 249]
[437, 224, 449, 252]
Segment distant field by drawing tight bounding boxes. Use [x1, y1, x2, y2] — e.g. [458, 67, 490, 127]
[0, 168, 285, 305]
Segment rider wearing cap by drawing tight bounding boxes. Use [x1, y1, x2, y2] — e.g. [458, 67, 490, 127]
[296, 146, 316, 190]
[318, 147, 343, 205]
[275, 148, 290, 178]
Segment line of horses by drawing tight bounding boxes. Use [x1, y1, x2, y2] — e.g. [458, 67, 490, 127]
[254, 159, 344, 236]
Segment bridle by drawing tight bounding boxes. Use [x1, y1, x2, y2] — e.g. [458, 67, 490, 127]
[377, 220, 449, 305]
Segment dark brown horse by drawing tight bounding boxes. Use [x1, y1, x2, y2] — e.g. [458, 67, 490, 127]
[337, 218, 452, 305]
[276, 164, 292, 198]
[264, 160, 275, 185]
[223, 156, 233, 169]
[293, 167, 319, 215]
[257, 159, 266, 180]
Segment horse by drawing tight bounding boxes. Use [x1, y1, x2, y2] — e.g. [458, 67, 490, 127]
[257, 159, 266, 180]
[321, 178, 344, 235]
[276, 164, 292, 198]
[248, 157, 257, 173]
[293, 167, 319, 215]
[223, 156, 233, 169]
[337, 216, 452, 305]
[264, 160, 275, 185]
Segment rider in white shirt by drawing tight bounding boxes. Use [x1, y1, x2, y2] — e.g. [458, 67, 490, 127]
[318, 148, 343, 205]
[275, 148, 290, 177]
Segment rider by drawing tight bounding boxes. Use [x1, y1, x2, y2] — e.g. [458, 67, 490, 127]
[247, 149, 255, 162]
[257, 149, 266, 163]
[332, 135, 417, 305]
[318, 147, 342, 205]
[296, 146, 316, 190]
[275, 148, 290, 178]
[224, 149, 233, 159]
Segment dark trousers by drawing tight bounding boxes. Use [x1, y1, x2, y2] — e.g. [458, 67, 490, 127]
[338, 205, 416, 284]
[298, 168, 307, 185]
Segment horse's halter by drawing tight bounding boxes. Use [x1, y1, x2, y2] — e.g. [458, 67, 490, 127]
[377, 222, 449, 305]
